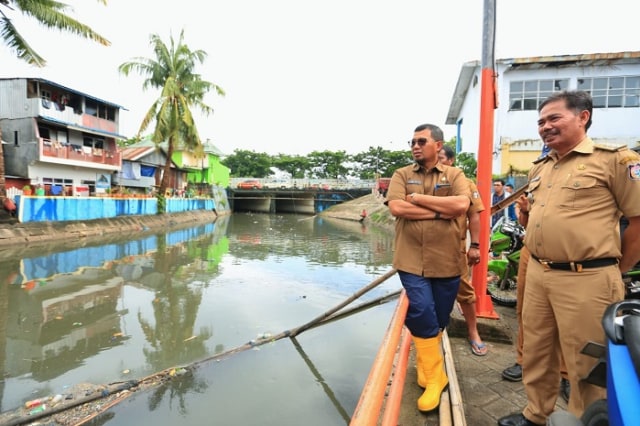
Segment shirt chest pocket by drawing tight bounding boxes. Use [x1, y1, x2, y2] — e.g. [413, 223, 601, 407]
[434, 184, 452, 196]
[559, 177, 600, 209]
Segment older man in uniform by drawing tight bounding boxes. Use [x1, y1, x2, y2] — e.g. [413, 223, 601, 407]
[387, 123, 470, 412]
[438, 145, 487, 356]
[498, 91, 640, 426]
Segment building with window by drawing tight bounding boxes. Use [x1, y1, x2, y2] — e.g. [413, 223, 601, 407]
[0, 77, 125, 195]
[446, 51, 640, 175]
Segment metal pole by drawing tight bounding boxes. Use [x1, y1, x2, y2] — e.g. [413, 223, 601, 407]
[473, 0, 499, 319]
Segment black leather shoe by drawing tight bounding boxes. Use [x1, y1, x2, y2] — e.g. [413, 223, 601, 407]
[502, 363, 522, 382]
[497, 412, 543, 426]
[560, 378, 570, 403]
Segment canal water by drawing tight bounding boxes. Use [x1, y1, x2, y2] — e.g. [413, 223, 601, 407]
[0, 212, 402, 425]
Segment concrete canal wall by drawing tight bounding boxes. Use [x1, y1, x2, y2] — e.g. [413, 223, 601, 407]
[0, 209, 222, 257]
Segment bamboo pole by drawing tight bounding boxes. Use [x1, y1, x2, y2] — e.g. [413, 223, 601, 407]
[290, 268, 398, 337]
[349, 291, 408, 426]
[442, 331, 467, 426]
[0, 269, 400, 426]
[439, 389, 453, 426]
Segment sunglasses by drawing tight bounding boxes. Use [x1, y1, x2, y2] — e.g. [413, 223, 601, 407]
[408, 138, 431, 147]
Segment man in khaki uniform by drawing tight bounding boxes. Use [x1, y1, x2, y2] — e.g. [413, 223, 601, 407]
[387, 123, 470, 412]
[438, 145, 487, 356]
[498, 91, 640, 426]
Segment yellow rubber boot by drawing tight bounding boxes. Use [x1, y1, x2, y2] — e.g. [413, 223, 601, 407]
[413, 335, 448, 412]
[414, 331, 442, 389]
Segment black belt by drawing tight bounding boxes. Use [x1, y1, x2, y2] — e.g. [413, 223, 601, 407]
[531, 254, 618, 272]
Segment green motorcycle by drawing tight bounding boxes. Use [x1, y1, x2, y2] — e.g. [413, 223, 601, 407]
[486, 218, 525, 307]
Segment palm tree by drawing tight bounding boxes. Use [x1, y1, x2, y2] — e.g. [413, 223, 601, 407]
[0, 0, 110, 201]
[118, 30, 224, 202]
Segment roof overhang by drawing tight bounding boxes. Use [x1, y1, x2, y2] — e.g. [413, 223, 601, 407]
[445, 60, 479, 125]
[38, 116, 126, 140]
[446, 51, 640, 126]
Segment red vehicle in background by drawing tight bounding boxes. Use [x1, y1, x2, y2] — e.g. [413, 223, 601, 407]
[376, 178, 391, 197]
[236, 179, 263, 190]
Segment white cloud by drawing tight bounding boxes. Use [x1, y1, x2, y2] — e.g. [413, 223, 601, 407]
[1, 0, 636, 156]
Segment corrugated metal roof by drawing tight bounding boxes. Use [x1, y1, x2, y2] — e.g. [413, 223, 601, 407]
[500, 51, 640, 68]
[0, 77, 127, 110]
[119, 138, 160, 161]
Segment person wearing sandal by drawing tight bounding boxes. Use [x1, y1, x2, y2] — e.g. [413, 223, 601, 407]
[438, 146, 488, 357]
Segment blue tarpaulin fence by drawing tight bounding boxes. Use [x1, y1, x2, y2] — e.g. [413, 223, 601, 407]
[16, 196, 215, 223]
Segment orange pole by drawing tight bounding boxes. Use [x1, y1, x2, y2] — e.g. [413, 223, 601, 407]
[350, 291, 409, 426]
[473, 0, 499, 319]
[380, 327, 411, 425]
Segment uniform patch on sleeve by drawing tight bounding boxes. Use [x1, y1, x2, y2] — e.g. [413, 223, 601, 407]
[629, 163, 640, 181]
[472, 191, 480, 199]
[620, 155, 640, 165]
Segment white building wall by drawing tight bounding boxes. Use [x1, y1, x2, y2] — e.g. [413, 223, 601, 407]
[27, 162, 108, 188]
[457, 71, 482, 154]
[456, 61, 640, 175]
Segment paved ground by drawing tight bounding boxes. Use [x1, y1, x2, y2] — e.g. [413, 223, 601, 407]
[398, 302, 568, 426]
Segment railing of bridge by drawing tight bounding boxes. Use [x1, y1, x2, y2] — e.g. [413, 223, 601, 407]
[230, 178, 376, 190]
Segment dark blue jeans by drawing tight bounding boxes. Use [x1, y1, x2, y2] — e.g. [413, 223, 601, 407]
[398, 271, 461, 338]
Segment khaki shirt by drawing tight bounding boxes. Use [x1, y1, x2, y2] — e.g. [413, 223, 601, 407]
[525, 137, 640, 262]
[388, 162, 470, 277]
[466, 179, 485, 216]
[456, 179, 485, 270]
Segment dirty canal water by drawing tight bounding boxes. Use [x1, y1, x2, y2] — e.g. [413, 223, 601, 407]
[0, 213, 402, 425]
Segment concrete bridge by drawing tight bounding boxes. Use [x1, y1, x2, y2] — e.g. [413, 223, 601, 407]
[227, 188, 372, 214]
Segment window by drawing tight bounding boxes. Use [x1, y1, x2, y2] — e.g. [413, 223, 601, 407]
[509, 79, 569, 111]
[577, 76, 640, 108]
[43, 177, 73, 186]
[83, 136, 104, 149]
[84, 98, 116, 121]
[42, 177, 74, 195]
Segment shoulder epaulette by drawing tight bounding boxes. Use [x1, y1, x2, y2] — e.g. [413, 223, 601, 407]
[594, 143, 627, 152]
[532, 155, 549, 164]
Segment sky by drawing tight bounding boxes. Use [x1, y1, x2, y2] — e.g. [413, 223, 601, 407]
[1, 0, 637, 156]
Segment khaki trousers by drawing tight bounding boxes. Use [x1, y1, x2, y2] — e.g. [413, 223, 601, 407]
[515, 246, 530, 365]
[456, 263, 476, 304]
[521, 259, 624, 424]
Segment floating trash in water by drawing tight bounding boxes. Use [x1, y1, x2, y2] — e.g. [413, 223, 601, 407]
[169, 367, 187, 377]
[28, 404, 46, 415]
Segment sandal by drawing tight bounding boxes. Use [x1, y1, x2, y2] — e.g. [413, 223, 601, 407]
[469, 339, 488, 356]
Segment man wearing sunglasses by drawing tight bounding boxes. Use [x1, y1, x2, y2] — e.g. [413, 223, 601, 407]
[386, 123, 471, 412]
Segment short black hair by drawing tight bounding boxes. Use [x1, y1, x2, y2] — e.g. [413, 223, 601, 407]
[414, 123, 444, 142]
[440, 145, 455, 161]
[539, 90, 593, 131]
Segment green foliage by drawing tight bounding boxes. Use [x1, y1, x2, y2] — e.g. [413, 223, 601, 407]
[351, 146, 411, 179]
[443, 138, 477, 178]
[119, 30, 225, 195]
[307, 150, 349, 179]
[456, 152, 478, 178]
[272, 154, 310, 179]
[1, 0, 110, 67]
[156, 194, 166, 214]
[222, 150, 273, 177]
[222, 146, 416, 181]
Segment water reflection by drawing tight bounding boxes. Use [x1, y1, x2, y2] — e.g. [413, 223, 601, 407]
[0, 213, 400, 425]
